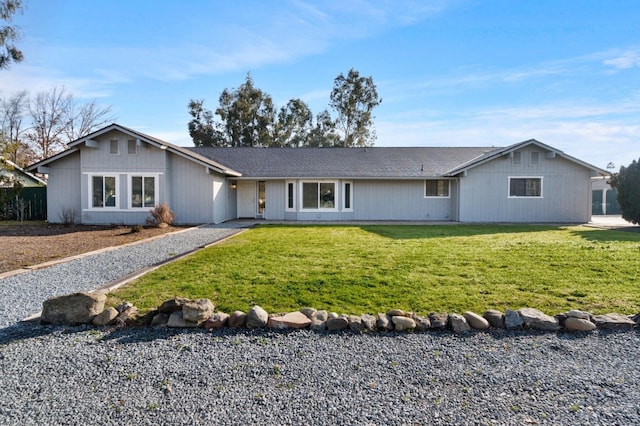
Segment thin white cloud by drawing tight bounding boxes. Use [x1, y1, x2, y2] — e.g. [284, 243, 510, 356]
[603, 48, 640, 70]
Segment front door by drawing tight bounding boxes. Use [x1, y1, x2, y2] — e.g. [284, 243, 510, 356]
[237, 181, 257, 218]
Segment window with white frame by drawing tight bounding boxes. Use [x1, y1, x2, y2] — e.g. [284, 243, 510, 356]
[509, 177, 542, 197]
[109, 139, 119, 155]
[529, 151, 539, 165]
[130, 175, 156, 208]
[91, 175, 117, 208]
[425, 180, 450, 197]
[512, 151, 521, 165]
[343, 181, 353, 210]
[301, 181, 336, 209]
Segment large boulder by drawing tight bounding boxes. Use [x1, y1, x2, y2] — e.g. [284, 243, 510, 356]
[564, 317, 596, 332]
[592, 313, 637, 330]
[361, 314, 377, 331]
[228, 311, 247, 328]
[167, 310, 199, 328]
[391, 316, 416, 331]
[204, 312, 230, 330]
[326, 315, 349, 331]
[157, 298, 189, 314]
[182, 299, 215, 323]
[504, 309, 524, 329]
[463, 311, 489, 330]
[376, 313, 393, 331]
[483, 310, 505, 328]
[268, 312, 312, 329]
[428, 312, 449, 330]
[42, 292, 106, 325]
[92, 307, 119, 326]
[246, 305, 269, 328]
[518, 308, 560, 331]
[449, 313, 471, 333]
[348, 315, 365, 332]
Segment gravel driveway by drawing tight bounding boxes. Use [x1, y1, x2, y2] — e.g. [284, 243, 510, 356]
[1, 222, 639, 425]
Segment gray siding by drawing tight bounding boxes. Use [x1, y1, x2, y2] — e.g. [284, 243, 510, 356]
[46, 151, 81, 223]
[458, 147, 592, 223]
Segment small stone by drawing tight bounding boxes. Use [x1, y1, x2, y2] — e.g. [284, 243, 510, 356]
[115, 302, 134, 313]
[518, 308, 560, 331]
[150, 313, 170, 327]
[204, 312, 230, 330]
[157, 298, 189, 314]
[463, 311, 490, 330]
[127, 310, 156, 326]
[449, 313, 471, 333]
[246, 306, 269, 328]
[310, 319, 326, 332]
[360, 314, 377, 331]
[564, 317, 596, 332]
[300, 307, 317, 319]
[228, 311, 247, 328]
[592, 313, 637, 330]
[92, 307, 119, 326]
[182, 299, 215, 323]
[41, 292, 107, 325]
[268, 312, 311, 329]
[566, 310, 591, 320]
[113, 306, 139, 327]
[314, 310, 329, 321]
[376, 313, 393, 331]
[504, 309, 524, 329]
[167, 311, 198, 328]
[484, 310, 505, 328]
[412, 315, 431, 331]
[348, 315, 365, 332]
[387, 309, 405, 317]
[428, 312, 449, 330]
[326, 316, 349, 331]
[328, 312, 339, 319]
[392, 316, 416, 331]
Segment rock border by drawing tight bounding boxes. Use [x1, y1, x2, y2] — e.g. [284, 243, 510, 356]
[38, 293, 640, 333]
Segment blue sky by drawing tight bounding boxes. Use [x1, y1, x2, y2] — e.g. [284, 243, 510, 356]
[3, 0, 640, 170]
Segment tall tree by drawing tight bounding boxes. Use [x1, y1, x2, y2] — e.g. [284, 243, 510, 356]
[187, 99, 225, 147]
[61, 98, 115, 142]
[215, 73, 275, 147]
[329, 68, 382, 147]
[273, 99, 313, 147]
[307, 109, 340, 147]
[0, 89, 28, 164]
[0, 0, 24, 70]
[28, 86, 73, 159]
[610, 158, 640, 225]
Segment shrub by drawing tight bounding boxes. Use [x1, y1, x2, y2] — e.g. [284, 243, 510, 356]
[130, 225, 142, 233]
[146, 203, 175, 227]
[60, 208, 77, 227]
[610, 158, 640, 225]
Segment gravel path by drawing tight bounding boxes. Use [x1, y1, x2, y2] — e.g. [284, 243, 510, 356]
[0, 223, 246, 327]
[1, 222, 639, 424]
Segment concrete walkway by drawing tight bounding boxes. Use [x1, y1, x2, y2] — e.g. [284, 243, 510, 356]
[588, 215, 639, 229]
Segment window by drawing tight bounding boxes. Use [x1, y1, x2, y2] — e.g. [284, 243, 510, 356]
[509, 177, 542, 197]
[127, 139, 137, 155]
[286, 181, 295, 210]
[343, 182, 352, 210]
[92, 175, 117, 208]
[512, 151, 521, 165]
[131, 176, 155, 208]
[302, 181, 336, 209]
[425, 180, 450, 197]
[530, 151, 539, 165]
[109, 140, 119, 154]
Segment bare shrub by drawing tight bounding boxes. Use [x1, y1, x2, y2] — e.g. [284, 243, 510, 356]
[60, 208, 77, 227]
[146, 203, 175, 227]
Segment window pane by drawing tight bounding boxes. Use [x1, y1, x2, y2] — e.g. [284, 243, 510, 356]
[437, 180, 449, 197]
[287, 183, 294, 209]
[510, 178, 541, 197]
[302, 183, 318, 209]
[144, 177, 155, 207]
[128, 140, 137, 155]
[105, 176, 116, 206]
[344, 183, 351, 209]
[92, 176, 104, 207]
[110, 140, 118, 154]
[426, 180, 448, 197]
[131, 176, 142, 208]
[319, 182, 334, 208]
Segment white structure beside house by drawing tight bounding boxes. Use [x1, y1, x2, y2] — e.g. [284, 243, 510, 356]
[27, 123, 607, 225]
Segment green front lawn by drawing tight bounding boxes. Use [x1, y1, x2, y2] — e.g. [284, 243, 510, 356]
[108, 225, 640, 315]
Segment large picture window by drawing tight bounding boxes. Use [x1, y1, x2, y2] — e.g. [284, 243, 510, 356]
[92, 175, 117, 208]
[425, 180, 450, 197]
[509, 177, 542, 197]
[131, 176, 156, 208]
[302, 181, 336, 209]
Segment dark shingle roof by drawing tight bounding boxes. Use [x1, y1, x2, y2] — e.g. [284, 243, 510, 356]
[188, 147, 498, 179]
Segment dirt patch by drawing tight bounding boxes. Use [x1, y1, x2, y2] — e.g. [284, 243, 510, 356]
[0, 222, 186, 274]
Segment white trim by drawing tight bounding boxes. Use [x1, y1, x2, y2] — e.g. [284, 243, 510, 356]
[299, 180, 339, 211]
[86, 173, 120, 209]
[424, 179, 451, 198]
[508, 176, 543, 198]
[127, 173, 160, 209]
[342, 181, 353, 211]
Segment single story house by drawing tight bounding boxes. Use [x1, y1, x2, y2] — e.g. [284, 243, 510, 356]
[27, 123, 607, 225]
